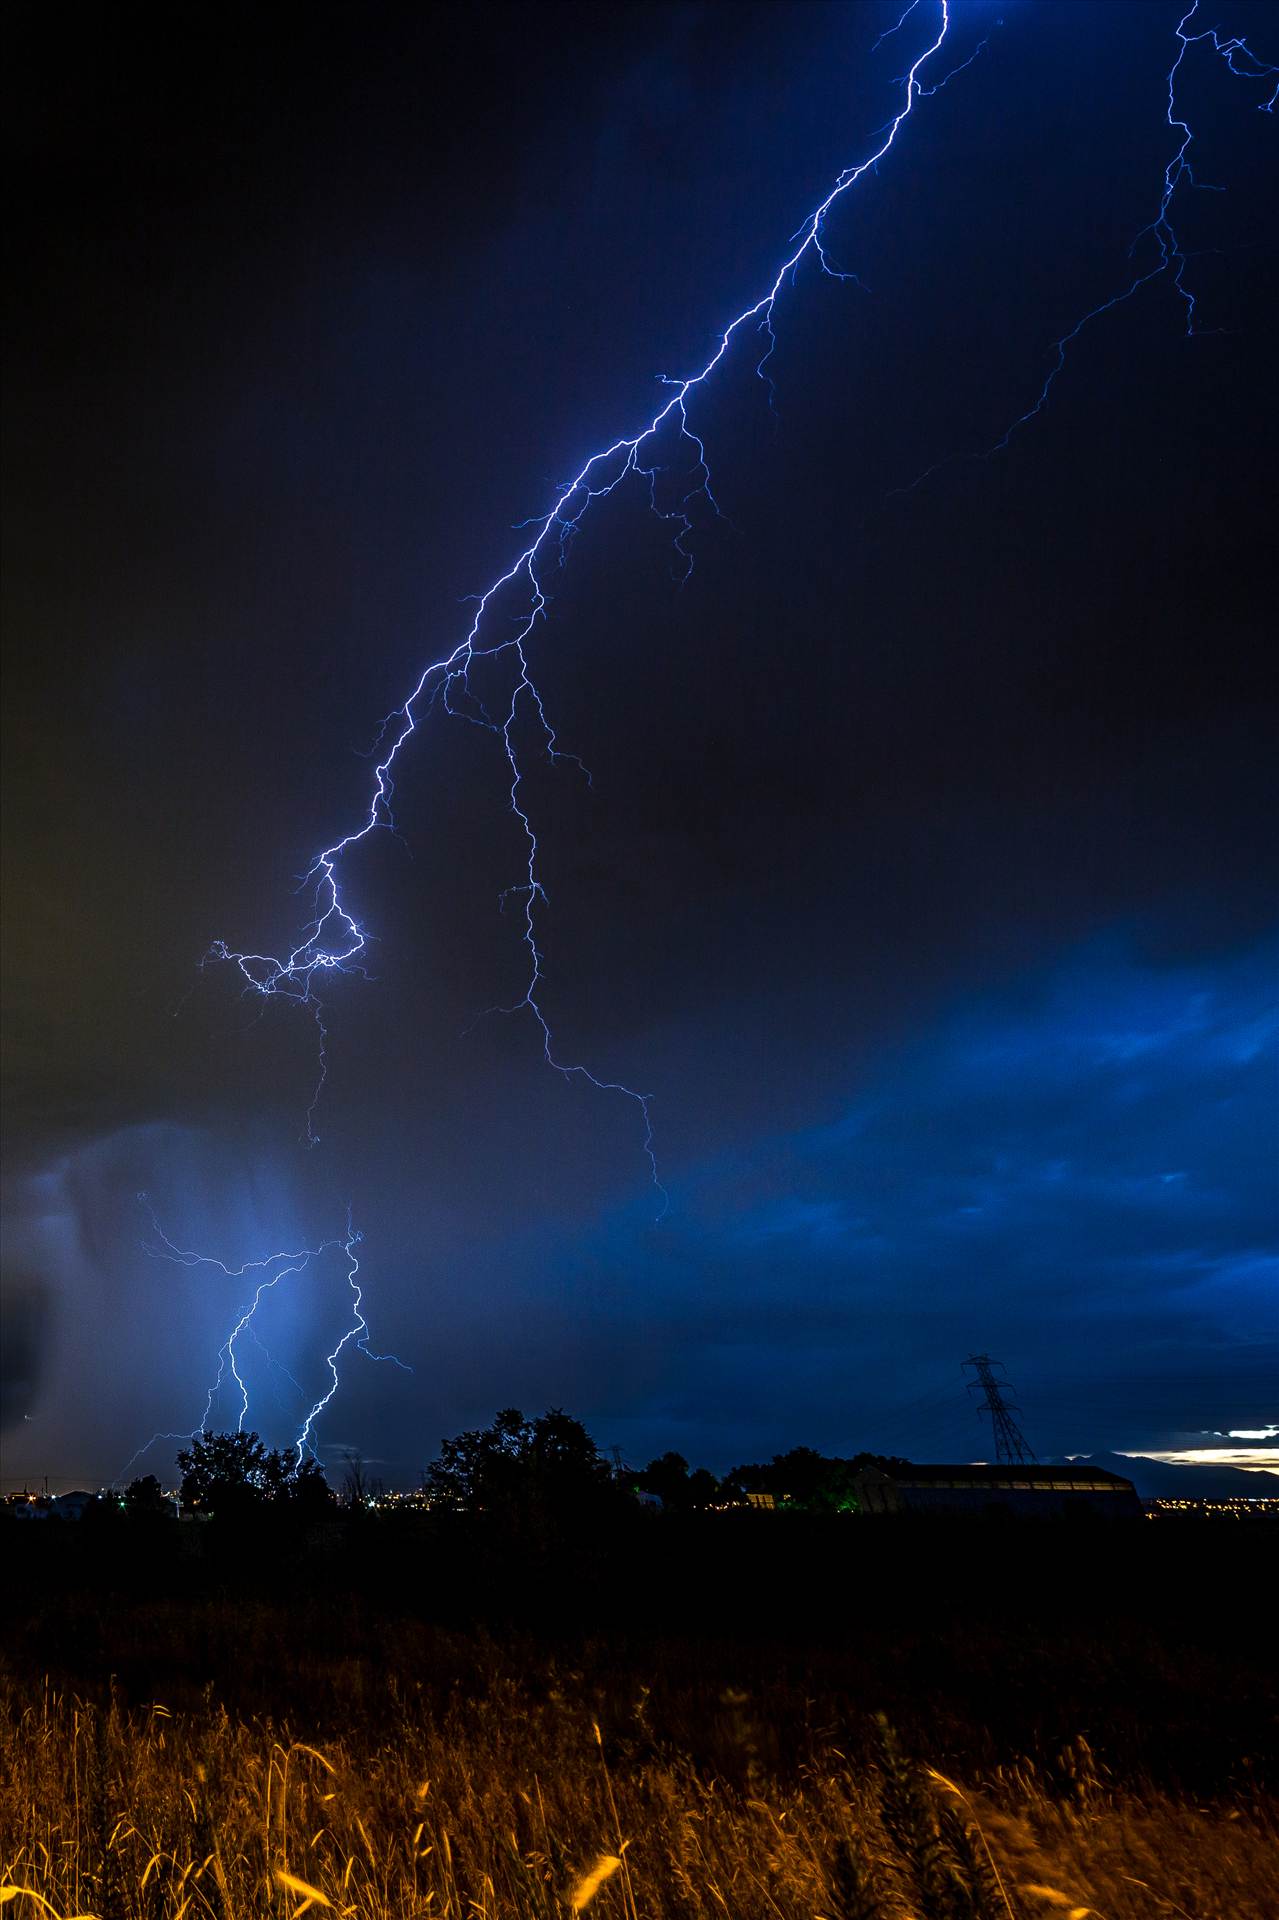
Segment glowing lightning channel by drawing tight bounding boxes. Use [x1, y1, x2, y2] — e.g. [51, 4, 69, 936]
[118, 1197, 410, 1481]
[208, 3, 960, 1192]
[905, 0, 1277, 490]
[873, 1, 922, 56]
[293, 1210, 412, 1471]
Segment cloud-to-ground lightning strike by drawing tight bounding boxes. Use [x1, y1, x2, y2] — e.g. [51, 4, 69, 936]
[906, 0, 1276, 491]
[209, 2, 963, 1192]
[294, 1211, 412, 1469]
[119, 1197, 410, 1480]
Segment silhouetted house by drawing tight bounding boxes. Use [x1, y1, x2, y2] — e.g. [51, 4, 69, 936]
[51, 1490, 97, 1520]
[852, 1462, 1139, 1519]
[9, 1489, 97, 1521]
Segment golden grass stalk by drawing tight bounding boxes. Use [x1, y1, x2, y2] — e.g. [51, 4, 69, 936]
[1, 1888, 98, 1918]
[567, 1852, 622, 1913]
[275, 1866, 337, 1914]
[1022, 1885, 1105, 1918]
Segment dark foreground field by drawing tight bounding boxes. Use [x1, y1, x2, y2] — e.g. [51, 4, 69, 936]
[3, 1514, 1276, 1917]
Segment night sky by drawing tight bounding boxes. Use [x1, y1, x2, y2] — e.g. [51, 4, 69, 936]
[3, 0, 1276, 1489]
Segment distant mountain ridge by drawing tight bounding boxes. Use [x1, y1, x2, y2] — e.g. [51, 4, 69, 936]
[1056, 1450, 1279, 1500]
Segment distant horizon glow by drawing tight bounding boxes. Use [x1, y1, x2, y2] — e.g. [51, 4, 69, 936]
[1119, 1447, 1279, 1474]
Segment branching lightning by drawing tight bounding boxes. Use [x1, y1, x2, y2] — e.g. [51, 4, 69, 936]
[109, 4, 1273, 1481]
[119, 1196, 410, 1480]
[905, 0, 1276, 490]
[208, 2, 964, 1195]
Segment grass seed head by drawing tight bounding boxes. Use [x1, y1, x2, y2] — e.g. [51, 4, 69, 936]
[568, 1852, 622, 1913]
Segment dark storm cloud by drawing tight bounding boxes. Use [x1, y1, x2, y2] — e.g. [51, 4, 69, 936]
[0, 1271, 50, 1432]
[3, 3, 1276, 1483]
[527, 934, 1277, 1465]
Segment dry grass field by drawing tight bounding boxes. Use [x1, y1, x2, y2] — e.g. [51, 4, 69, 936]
[2, 1517, 1275, 1917]
[3, 1673, 1275, 1919]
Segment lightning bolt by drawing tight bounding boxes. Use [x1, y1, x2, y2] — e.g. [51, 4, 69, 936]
[905, 0, 1276, 490]
[115, 4, 1269, 1481]
[293, 1210, 412, 1471]
[118, 1196, 410, 1481]
[208, 2, 963, 1194]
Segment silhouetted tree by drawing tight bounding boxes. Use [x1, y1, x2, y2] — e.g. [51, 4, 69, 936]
[638, 1450, 692, 1509]
[687, 1467, 721, 1509]
[721, 1460, 768, 1503]
[637, 1452, 721, 1512]
[294, 1455, 336, 1513]
[261, 1448, 291, 1503]
[175, 1431, 334, 1516]
[342, 1450, 370, 1508]
[124, 1474, 172, 1520]
[770, 1446, 831, 1505]
[763, 1447, 866, 1512]
[269, 1450, 335, 1513]
[723, 1446, 893, 1512]
[426, 1407, 619, 1537]
[177, 1430, 269, 1514]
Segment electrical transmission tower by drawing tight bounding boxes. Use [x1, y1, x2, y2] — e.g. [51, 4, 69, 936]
[963, 1354, 1037, 1465]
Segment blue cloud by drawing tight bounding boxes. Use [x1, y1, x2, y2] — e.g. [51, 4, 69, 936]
[571, 933, 1278, 1464]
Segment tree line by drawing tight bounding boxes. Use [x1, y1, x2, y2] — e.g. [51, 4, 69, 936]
[107, 1406, 907, 1521]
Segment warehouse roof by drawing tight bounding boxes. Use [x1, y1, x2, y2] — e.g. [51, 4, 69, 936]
[860, 1463, 1134, 1492]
